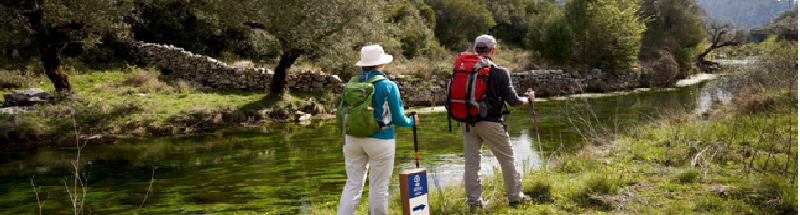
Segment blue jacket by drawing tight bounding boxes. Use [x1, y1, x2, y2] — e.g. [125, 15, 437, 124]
[353, 70, 415, 139]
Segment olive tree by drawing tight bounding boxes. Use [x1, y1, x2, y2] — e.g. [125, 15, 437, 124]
[565, 0, 647, 72]
[202, 0, 388, 96]
[0, 0, 133, 92]
[426, 0, 496, 50]
[696, 17, 748, 67]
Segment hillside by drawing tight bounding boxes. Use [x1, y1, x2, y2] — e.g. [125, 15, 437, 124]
[698, 0, 798, 28]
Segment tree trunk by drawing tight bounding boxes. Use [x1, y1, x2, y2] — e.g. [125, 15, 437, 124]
[40, 44, 73, 92]
[25, 8, 77, 93]
[270, 49, 302, 96]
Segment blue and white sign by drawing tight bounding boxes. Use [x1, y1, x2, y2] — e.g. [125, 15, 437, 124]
[407, 172, 430, 215]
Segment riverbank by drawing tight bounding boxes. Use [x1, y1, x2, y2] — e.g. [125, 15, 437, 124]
[0, 68, 338, 145]
[310, 78, 798, 215]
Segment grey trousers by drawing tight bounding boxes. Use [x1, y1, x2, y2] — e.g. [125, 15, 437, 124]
[461, 121, 524, 205]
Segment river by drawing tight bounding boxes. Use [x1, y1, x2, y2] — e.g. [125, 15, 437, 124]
[0, 74, 732, 214]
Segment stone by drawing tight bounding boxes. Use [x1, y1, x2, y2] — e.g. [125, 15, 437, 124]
[11, 49, 19, 57]
[311, 82, 324, 88]
[315, 75, 327, 82]
[0, 106, 38, 115]
[3, 88, 53, 107]
[590, 68, 603, 77]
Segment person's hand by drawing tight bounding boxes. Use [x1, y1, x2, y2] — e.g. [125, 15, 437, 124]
[525, 91, 535, 101]
[413, 114, 420, 126]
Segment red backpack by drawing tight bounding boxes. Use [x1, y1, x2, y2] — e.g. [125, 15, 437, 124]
[446, 52, 494, 126]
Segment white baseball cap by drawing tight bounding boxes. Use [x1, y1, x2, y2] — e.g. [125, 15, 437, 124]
[355, 45, 394, 66]
[474, 35, 497, 51]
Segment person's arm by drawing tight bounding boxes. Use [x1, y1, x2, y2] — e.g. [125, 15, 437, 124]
[498, 69, 526, 106]
[386, 81, 415, 127]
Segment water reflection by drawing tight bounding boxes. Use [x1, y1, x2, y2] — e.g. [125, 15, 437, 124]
[406, 128, 544, 187]
[0, 75, 724, 214]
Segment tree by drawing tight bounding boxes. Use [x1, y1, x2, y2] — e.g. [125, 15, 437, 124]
[527, 2, 574, 65]
[426, 0, 496, 50]
[384, 1, 442, 59]
[481, 0, 539, 48]
[0, 1, 133, 92]
[203, 0, 388, 96]
[755, 9, 798, 41]
[639, 0, 706, 76]
[565, 0, 647, 72]
[697, 18, 748, 67]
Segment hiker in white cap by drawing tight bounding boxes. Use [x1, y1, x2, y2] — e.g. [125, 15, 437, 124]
[459, 35, 534, 209]
[336, 45, 418, 215]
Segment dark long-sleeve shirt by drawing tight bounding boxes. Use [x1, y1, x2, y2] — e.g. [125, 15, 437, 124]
[484, 62, 525, 122]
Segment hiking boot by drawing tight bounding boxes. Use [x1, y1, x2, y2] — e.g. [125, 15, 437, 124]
[508, 195, 532, 208]
[469, 200, 486, 211]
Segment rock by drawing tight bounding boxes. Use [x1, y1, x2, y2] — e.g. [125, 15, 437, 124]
[3, 88, 53, 107]
[312, 82, 324, 88]
[315, 75, 327, 82]
[590, 68, 603, 77]
[0, 106, 38, 115]
[11, 49, 19, 57]
[295, 114, 311, 122]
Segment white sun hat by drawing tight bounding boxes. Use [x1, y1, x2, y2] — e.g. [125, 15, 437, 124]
[355, 45, 394, 66]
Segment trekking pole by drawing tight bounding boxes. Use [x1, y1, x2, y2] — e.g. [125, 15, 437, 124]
[528, 89, 546, 178]
[411, 111, 420, 169]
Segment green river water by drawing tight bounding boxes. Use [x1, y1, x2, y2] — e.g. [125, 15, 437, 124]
[0, 75, 733, 214]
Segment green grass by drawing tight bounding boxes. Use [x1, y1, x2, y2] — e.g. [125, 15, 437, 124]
[1, 68, 337, 142]
[307, 85, 797, 215]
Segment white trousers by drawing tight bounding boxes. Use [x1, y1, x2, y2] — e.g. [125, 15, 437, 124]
[337, 136, 396, 215]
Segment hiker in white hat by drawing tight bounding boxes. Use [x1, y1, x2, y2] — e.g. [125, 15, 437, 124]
[336, 45, 419, 215]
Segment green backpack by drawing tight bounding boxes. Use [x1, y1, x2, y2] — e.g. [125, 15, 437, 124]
[336, 76, 386, 142]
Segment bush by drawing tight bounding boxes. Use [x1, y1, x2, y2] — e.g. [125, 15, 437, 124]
[676, 168, 700, 183]
[525, 178, 553, 203]
[571, 174, 622, 210]
[122, 70, 173, 94]
[641, 49, 679, 87]
[565, 0, 646, 72]
[743, 175, 798, 214]
[426, 0, 496, 50]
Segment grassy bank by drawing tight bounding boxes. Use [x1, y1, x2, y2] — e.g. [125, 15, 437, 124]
[308, 40, 799, 214]
[0, 68, 337, 144]
[308, 87, 797, 215]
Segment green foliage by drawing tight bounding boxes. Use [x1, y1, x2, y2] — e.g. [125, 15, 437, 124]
[565, 0, 647, 72]
[744, 175, 798, 214]
[527, 6, 575, 66]
[751, 36, 798, 89]
[426, 0, 496, 50]
[131, 0, 281, 60]
[0, 0, 134, 50]
[676, 168, 700, 183]
[481, 0, 543, 48]
[525, 178, 553, 203]
[384, 1, 445, 60]
[639, 0, 706, 73]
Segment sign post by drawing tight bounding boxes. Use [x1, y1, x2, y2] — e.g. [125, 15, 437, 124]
[400, 169, 430, 215]
[400, 112, 430, 215]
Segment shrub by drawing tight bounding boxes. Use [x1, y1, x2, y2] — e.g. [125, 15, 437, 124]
[571, 174, 622, 210]
[641, 49, 679, 87]
[123, 70, 173, 93]
[525, 178, 553, 203]
[676, 168, 700, 183]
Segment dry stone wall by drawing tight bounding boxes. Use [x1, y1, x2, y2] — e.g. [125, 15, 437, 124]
[124, 40, 646, 107]
[125, 40, 343, 92]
